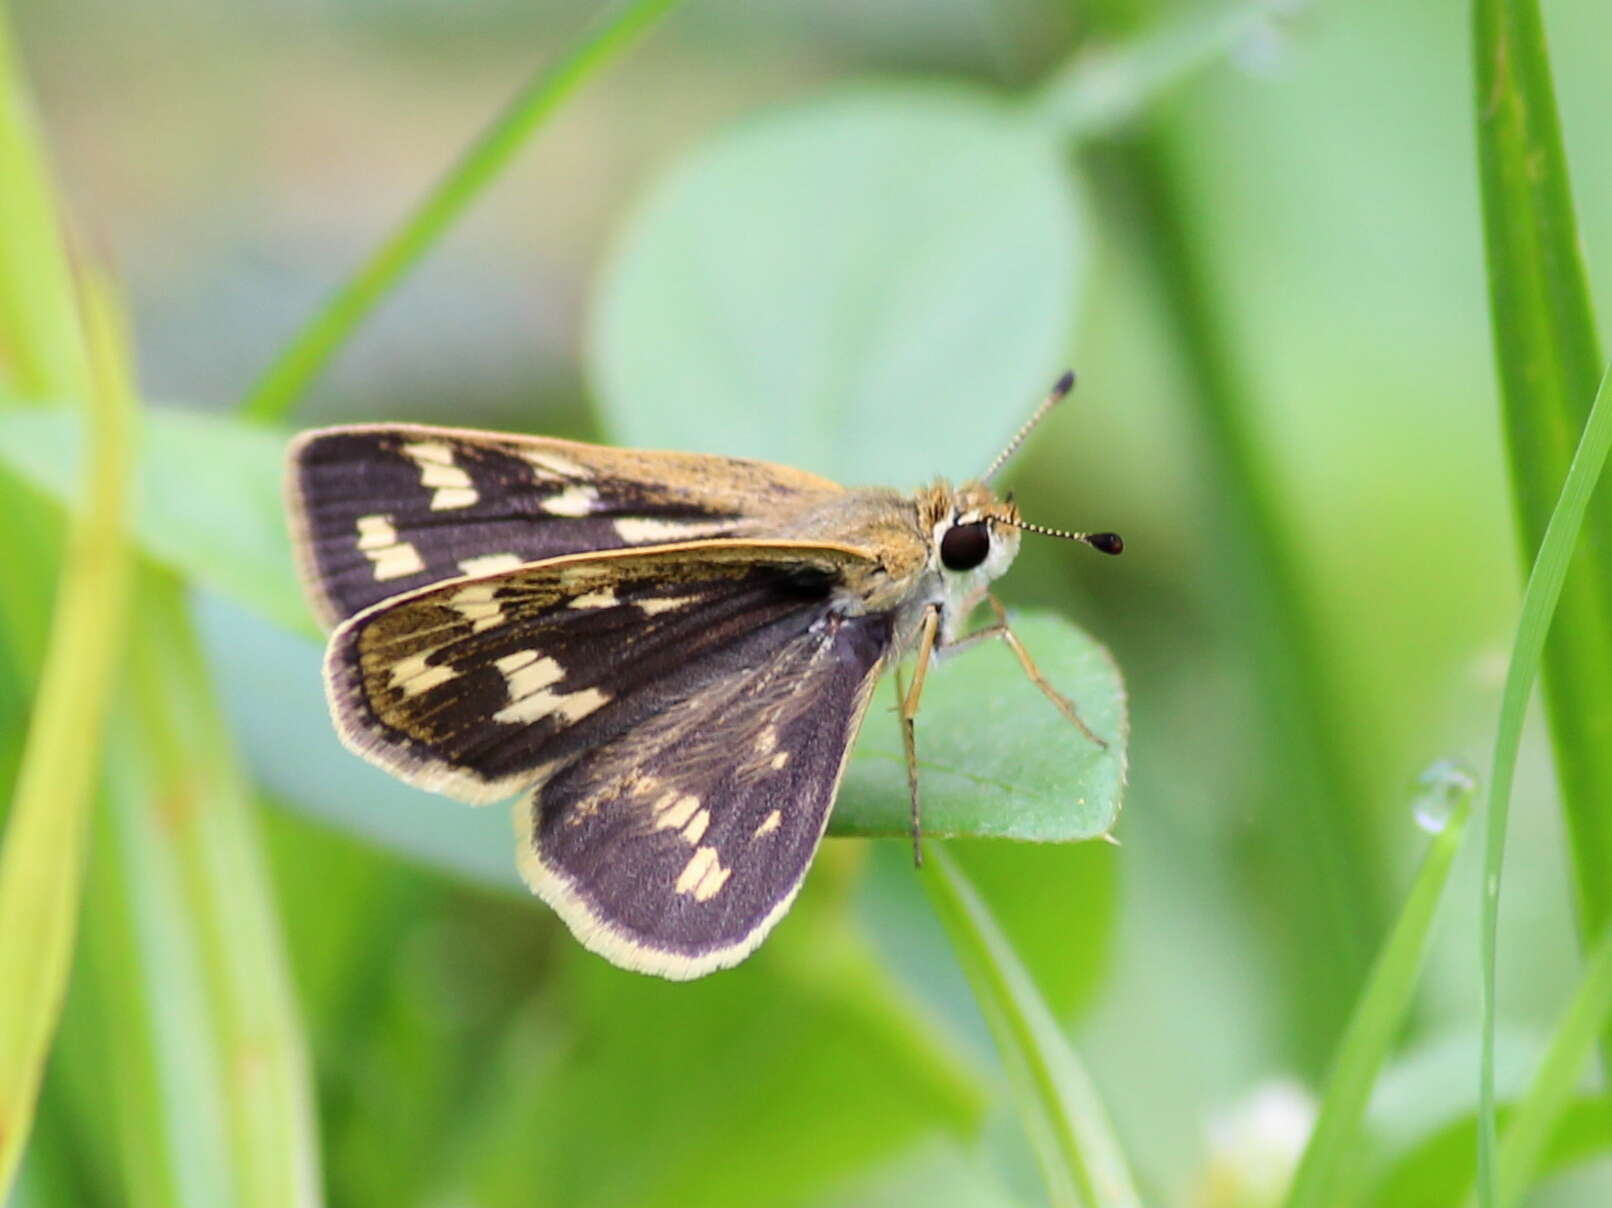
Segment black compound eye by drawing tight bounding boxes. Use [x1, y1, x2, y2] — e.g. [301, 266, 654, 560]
[940, 522, 991, 571]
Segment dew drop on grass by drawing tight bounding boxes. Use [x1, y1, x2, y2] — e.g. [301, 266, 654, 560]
[1412, 759, 1477, 834]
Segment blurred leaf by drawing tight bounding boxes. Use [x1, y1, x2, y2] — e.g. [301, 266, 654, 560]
[590, 85, 1087, 487]
[1032, 0, 1304, 139]
[1489, 922, 1612, 1205]
[1368, 1098, 1612, 1208]
[442, 885, 981, 1208]
[1475, 0, 1612, 1184]
[242, 0, 687, 423]
[0, 406, 311, 638]
[1282, 770, 1473, 1208]
[0, 281, 132, 1196]
[924, 847, 1140, 1208]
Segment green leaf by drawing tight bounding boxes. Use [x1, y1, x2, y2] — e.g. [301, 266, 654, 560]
[924, 847, 1140, 1208]
[589, 85, 1087, 487]
[0, 406, 312, 639]
[1473, 0, 1612, 1087]
[840, 612, 1126, 840]
[1282, 766, 1473, 1208]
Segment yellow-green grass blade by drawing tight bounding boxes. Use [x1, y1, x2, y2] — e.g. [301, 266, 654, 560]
[1282, 771, 1474, 1208]
[1473, 0, 1612, 1061]
[240, 0, 685, 424]
[1476, 361, 1612, 1205]
[924, 845, 1140, 1208]
[0, 2, 89, 680]
[0, 279, 132, 1197]
[0, 7, 90, 403]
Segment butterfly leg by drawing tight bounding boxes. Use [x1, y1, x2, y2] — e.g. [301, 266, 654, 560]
[947, 595, 1107, 749]
[898, 604, 942, 868]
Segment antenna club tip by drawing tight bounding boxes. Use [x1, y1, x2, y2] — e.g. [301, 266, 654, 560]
[1089, 532, 1123, 555]
[1053, 369, 1076, 397]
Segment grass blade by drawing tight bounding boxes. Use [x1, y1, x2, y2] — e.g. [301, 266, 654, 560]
[1473, 0, 1612, 1052]
[1089, 130, 1384, 1068]
[0, 7, 90, 403]
[1477, 361, 1612, 1204]
[1492, 921, 1612, 1205]
[130, 570, 324, 1206]
[0, 280, 133, 1197]
[0, 2, 89, 680]
[924, 845, 1140, 1208]
[240, 0, 685, 424]
[1282, 768, 1474, 1208]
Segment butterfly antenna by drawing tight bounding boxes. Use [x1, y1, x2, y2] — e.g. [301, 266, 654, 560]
[982, 370, 1076, 484]
[1001, 519, 1124, 556]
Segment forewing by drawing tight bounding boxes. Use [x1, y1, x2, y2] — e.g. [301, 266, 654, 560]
[288, 424, 845, 625]
[517, 603, 892, 979]
[325, 541, 878, 805]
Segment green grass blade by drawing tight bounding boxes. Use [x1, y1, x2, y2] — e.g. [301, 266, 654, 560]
[130, 570, 324, 1206]
[0, 281, 132, 1197]
[1473, 0, 1612, 1051]
[1090, 130, 1384, 1068]
[924, 846, 1140, 1208]
[1477, 361, 1612, 1206]
[240, 0, 684, 424]
[1493, 921, 1612, 1205]
[1282, 769, 1474, 1208]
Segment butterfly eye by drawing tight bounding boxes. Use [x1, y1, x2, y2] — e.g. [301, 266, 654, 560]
[939, 522, 991, 571]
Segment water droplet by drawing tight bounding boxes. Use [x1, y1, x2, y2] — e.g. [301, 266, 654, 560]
[1412, 758, 1477, 834]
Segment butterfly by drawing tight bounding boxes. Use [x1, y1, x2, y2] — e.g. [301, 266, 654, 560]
[285, 371, 1121, 979]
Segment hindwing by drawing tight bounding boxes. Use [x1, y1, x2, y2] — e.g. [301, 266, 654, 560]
[288, 424, 845, 624]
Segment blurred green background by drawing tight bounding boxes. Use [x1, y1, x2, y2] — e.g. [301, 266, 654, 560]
[3, 0, 1611, 1204]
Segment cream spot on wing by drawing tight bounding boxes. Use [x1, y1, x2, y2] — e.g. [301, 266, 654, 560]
[491, 650, 608, 725]
[636, 595, 697, 616]
[355, 514, 397, 550]
[570, 587, 618, 609]
[389, 651, 459, 698]
[355, 514, 425, 581]
[403, 441, 479, 510]
[541, 484, 599, 517]
[753, 728, 778, 755]
[753, 810, 782, 838]
[674, 846, 731, 901]
[522, 449, 593, 481]
[402, 441, 453, 465]
[681, 809, 710, 845]
[653, 793, 701, 831]
[458, 553, 524, 576]
[452, 582, 504, 632]
[770, 751, 790, 770]
[612, 517, 730, 544]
